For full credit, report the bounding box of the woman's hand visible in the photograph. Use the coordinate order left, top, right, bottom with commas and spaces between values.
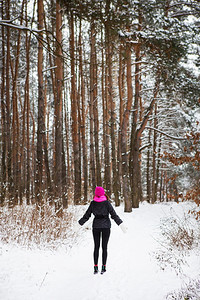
119, 222, 127, 233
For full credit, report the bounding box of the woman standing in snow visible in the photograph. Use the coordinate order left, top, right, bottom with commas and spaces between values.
78, 186, 125, 274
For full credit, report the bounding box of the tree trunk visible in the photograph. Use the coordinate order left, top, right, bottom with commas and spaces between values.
79, 20, 88, 203
94, 76, 102, 186
100, 26, 111, 195
146, 126, 152, 203
5, 0, 13, 206
152, 104, 157, 203
25, 1, 30, 205
92, 32, 101, 187
117, 46, 125, 200
89, 20, 97, 194
64, 97, 70, 188
54, 0, 64, 212
30, 108, 36, 202
70, 12, 81, 204
156, 134, 162, 202
12, 1, 25, 205
129, 33, 141, 208
130, 131, 140, 208
121, 41, 133, 212
104, 47, 111, 197
107, 31, 120, 206
0, 0, 6, 206
62, 136, 68, 208
42, 78, 52, 202
20, 91, 26, 204
36, 0, 45, 209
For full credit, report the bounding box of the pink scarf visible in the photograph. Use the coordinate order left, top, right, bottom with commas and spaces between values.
94, 195, 107, 202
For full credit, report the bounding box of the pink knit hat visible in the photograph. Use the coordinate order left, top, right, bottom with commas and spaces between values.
94, 186, 107, 202
95, 186, 105, 197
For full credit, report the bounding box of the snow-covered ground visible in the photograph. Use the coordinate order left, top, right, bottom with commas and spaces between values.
0, 202, 199, 300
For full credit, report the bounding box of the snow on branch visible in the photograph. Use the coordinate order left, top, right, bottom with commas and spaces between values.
145, 126, 187, 140
0, 20, 67, 62
132, 60, 148, 65
139, 143, 152, 152
171, 10, 200, 18
0, 20, 44, 33
168, 1, 199, 9
0, 17, 20, 23
42, 66, 57, 73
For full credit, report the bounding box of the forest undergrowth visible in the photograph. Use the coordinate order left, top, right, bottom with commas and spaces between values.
0, 201, 79, 250
153, 203, 200, 300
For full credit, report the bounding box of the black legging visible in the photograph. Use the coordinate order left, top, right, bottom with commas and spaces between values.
92, 228, 111, 266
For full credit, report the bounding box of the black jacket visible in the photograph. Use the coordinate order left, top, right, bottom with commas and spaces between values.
78, 200, 123, 228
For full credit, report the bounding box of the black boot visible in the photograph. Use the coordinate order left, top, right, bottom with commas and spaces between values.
101, 265, 106, 274
94, 265, 98, 274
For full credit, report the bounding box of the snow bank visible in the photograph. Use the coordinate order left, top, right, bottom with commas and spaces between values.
0, 202, 199, 300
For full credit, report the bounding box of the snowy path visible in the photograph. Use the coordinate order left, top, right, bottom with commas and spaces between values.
0, 202, 199, 300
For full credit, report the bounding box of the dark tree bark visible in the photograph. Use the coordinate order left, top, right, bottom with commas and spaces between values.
5, 0, 13, 206
0, 1, 6, 206
104, 47, 111, 198
93, 48, 102, 187
70, 11, 81, 204
12, 0, 25, 205
25, 0, 31, 205
89, 19, 97, 194
129, 20, 141, 208
0, 0, 6, 206
78, 20, 88, 203
117, 45, 125, 199
54, 0, 64, 212
146, 125, 152, 203
105, 8, 120, 205
152, 104, 157, 203
36, 0, 45, 208
156, 134, 162, 202
121, 40, 133, 212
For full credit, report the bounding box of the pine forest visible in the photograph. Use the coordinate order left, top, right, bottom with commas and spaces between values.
0, 0, 199, 213
1, 1, 200, 298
